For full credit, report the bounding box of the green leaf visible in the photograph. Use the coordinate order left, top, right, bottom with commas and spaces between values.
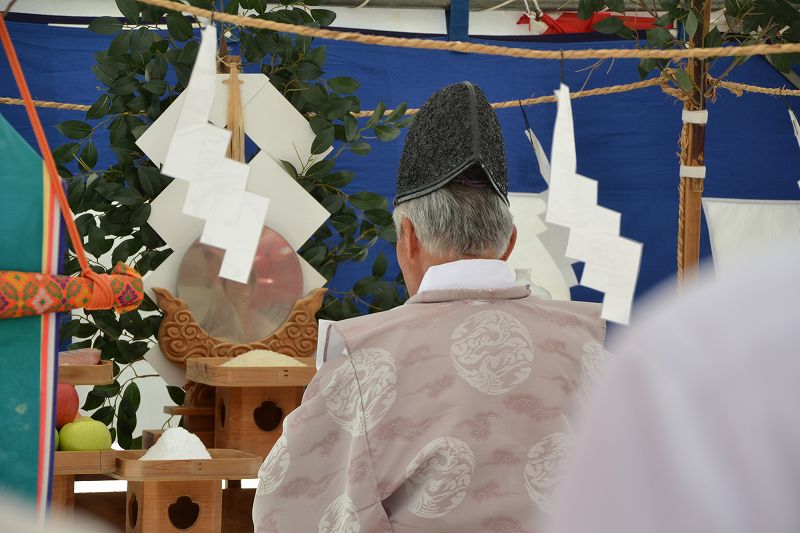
90, 310, 123, 338
57, 120, 93, 140
79, 141, 99, 170
166, 12, 194, 41
637, 58, 658, 79
130, 27, 154, 63
112, 75, 138, 96
115, 0, 140, 24
592, 16, 626, 34
364, 209, 393, 226
303, 85, 329, 108
353, 276, 382, 297
112, 240, 131, 265
769, 53, 793, 73
87, 223, 114, 257
674, 68, 693, 93
685, 11, 699, 39
54, 142, 81, 164
373, 124, 400, 142
139, 224, 165, 248
92, 406, 115, 425
350, 191, 387, 211
167, 385, 185, 406
86, 94, 113, 120
145, 55, 168, 81
117, 340, 149, 363
93, 381, 122, 399
310, 8, 336, 26
130, 203, 151, 227
298, 61, 323, 81
705, 26, 723, 48
303, 245, 327, 267
142, 80, 167, 95
349, 141, 371, 155
605, 0, 625, 13
366, 102, 385, 127
311, 127, 335, 155
82, 391, 105, 411
646, 27, 674, 48
371, 252, 387, 277
325, 170, 354, 187
325, 98, 352, 120
117, 382, 140, 449
338, 116, 356, 143
305, 45, 327, 68
386, 103, 408, 122
89, 16, 123, 35
108, 31, 133, 57
321, 194, 345, 214
328, 76, 360, 94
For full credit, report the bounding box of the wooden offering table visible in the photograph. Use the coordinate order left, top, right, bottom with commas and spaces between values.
52, 450, 117, 515
113, 449, 261, 533
185, 357, 316, 458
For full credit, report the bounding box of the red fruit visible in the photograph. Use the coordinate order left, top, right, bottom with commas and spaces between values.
55, 384, 79, 429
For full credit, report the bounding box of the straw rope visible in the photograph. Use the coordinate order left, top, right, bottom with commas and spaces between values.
0, 96, 90, 111
353, 76, 666, 117
5, 73, 799, 118
136, 0, 800, 61
713, 78, 800, 97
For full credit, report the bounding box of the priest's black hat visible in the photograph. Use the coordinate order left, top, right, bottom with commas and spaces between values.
394, 81, 509, 206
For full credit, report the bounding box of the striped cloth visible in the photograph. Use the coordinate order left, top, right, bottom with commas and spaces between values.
0, 113, 60, 512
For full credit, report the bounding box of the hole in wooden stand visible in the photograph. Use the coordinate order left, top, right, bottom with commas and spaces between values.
253, 401, 283, 432
219, 398, 226, 428
168, 496, 200, 530
128, 493, 138, 529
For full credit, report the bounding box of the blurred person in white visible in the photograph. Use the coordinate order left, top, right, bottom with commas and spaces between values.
0, 491, 113, 533
548, 239, 800, 533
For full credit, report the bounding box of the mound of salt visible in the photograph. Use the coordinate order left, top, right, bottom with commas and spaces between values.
140, 427, 211, 461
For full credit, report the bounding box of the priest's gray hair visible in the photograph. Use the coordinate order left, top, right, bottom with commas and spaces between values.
393, 181, 514, 258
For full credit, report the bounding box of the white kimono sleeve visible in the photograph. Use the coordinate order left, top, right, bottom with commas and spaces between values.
252, 354, 391, 533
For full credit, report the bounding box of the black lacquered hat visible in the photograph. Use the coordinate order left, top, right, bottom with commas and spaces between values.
394, 81, 509, 206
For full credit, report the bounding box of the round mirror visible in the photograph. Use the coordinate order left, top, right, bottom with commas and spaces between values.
177, 226, 303, 343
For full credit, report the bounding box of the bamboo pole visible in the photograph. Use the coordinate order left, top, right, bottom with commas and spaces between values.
677, 0, 712, 286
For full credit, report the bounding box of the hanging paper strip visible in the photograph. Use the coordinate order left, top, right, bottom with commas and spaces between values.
0, 113, 60, 509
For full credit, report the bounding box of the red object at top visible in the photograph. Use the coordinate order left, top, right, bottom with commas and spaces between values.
518, 11, 657, 34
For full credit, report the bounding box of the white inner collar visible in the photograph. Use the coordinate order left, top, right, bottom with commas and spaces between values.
417, 259, 516, 293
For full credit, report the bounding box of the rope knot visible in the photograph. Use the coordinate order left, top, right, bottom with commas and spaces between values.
83, 270, 114, 311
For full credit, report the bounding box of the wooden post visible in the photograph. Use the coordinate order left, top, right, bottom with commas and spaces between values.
677, 0, 712, 285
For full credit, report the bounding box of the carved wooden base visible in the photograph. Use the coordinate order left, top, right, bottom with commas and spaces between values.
126, 480, 222, 533
215, 386, 304, 458
154, 287, 327, 363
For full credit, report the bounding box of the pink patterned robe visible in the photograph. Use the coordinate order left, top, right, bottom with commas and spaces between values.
253, 286, 606, 532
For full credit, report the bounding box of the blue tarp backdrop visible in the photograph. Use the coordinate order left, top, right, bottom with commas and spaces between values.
2, 21, 799, 322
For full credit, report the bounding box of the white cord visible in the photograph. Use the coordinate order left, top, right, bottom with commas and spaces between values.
355, 0, 370, 7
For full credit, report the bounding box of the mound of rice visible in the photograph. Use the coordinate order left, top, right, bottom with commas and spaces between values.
221, 350, 306, 368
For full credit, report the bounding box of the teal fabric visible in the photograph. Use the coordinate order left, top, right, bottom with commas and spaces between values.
0, 113, 45, 502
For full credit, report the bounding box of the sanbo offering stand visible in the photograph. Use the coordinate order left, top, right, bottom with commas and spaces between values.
113, 449, 261, 533
185, 357, 316, 458
52, 361, 117, 515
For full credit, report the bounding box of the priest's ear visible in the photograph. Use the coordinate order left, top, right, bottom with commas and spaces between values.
500, 225, 518, 261
398, 217, 422, 260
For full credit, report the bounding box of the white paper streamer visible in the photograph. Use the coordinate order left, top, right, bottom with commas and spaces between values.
545, 84, 643, 325
153, 25, 268, 283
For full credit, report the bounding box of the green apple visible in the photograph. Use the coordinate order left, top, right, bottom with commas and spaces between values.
58, 416, 112, 451
54, 428, 59, 451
